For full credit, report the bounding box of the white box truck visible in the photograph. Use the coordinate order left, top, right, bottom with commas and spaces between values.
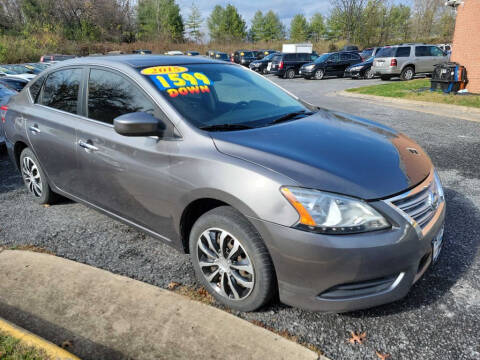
282, 43, 313, 54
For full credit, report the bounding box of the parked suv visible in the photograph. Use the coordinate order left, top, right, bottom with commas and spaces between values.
3, 55, 445, 313
372, 44, 450, 81
232, 50, 256, 67
269, 52, 318, 79
300, 52, 362, 80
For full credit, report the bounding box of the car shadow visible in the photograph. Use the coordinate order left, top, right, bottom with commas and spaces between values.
345, 187, 479, 317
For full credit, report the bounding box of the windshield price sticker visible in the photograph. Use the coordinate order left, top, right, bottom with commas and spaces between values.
149, 71, 213, 98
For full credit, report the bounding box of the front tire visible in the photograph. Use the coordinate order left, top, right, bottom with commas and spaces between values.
189, 206, 275, 312
314, 69, 324, 80
364, 68, 375, 79
20, 148, 56, 205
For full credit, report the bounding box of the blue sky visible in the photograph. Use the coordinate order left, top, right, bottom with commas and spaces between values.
176, 0, 413, 31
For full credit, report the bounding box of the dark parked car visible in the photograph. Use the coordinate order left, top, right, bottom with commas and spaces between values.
344, 56, 376, 79
232, 50, 257, 67
269, 52, 319, 79
0, 83, 17, 146
40, 54, 76, 62
342, 45, 359, 52
213, 51, 230, 62
3, 55, 445, 313
359, 47, 383, 61
255, 50, 277, 59
300, 52, 362, 80
249, 53, 277, 74
0, 77, 29, 92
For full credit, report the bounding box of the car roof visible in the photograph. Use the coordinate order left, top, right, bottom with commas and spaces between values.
55, 55, 227, 69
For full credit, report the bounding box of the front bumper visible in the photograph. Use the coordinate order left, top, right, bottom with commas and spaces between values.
300, 69, 315, 77
345, 69, 363, 78
249, 186, 446, 313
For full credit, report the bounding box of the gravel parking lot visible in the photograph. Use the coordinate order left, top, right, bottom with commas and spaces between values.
1, 76, 479, 360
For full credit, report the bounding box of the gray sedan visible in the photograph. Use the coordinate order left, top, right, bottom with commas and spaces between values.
2, 55, 445, 312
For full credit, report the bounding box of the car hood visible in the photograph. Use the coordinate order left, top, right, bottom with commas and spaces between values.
211, 110, 432, 200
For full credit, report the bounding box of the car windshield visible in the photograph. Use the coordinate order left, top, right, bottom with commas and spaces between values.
314, 54, 331, 64
376, 47, 396, 58
263, 53, 276, 61
141, 64, 311, 130
241, 51, 254, 57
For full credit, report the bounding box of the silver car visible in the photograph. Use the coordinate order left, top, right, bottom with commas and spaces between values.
372, 44, 450, 81
3, 55, 446, 313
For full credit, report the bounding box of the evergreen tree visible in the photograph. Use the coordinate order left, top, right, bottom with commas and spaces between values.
262, 11, 285, 41
208, 4, 246, 42
309, 13, 326, 42
137, 0, 184, 42
289, 14, 309, 42
250, 10, 264, 42
185, 2, 203, 43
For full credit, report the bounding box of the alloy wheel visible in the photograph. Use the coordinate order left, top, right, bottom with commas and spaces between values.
21, 156, 43, 197
315, 69, 324, 80
366, 69, 374, 79
404, 68, 414, 80
196, 228, 255, 301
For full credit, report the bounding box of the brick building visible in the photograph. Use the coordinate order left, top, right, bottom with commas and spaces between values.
450, 0, 480, 93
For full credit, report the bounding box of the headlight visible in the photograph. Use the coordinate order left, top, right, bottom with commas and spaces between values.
255, 63, 261, 67
281, 187, 390, 234
305, 64, 315, 71
350, 66, 363, 71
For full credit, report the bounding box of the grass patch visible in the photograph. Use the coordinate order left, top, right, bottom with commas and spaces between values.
0, 331, 50, 360
347, 79, 480, 108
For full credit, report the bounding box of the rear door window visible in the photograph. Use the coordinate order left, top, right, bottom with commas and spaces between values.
340, 53, 350, 61
284, 54, 296, 61
396, 47, 411, 57
329, 53, 340, 62
39, 68, 82, 114
415, 46, 429, 57
87, 68, 155, 125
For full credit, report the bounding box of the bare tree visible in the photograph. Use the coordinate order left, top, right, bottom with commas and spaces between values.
331, 0, 367, 43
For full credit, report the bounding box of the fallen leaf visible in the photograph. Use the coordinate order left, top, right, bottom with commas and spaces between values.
43, 204, 50, 208
376, 351, 391, 360
348, 331, 366, 345
61, 340, 73, 349
167, 281, 181, 290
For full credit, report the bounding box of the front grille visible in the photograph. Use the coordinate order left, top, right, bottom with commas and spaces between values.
391, 185, 437, 229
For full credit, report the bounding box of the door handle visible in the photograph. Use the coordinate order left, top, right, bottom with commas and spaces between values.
29, 125, 41, 134
78, 140, 99, 152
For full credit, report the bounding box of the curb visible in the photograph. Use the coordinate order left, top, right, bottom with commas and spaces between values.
0, 317, 80, 360
336, 90, 480, 123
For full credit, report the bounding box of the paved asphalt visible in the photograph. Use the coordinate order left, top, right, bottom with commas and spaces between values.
1, 75, 479, 360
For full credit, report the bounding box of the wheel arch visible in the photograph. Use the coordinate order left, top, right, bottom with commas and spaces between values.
178, 190, 261, 254
13, 140, 29, 170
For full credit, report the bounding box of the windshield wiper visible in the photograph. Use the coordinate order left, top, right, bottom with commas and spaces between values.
199, 123, 253, 132
268, 110, 315, 126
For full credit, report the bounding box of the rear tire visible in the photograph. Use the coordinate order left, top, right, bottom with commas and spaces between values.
189, 206, 275, 312
285, 69, 295, 79
400, 66, 415, 81
20, 148, 56, 205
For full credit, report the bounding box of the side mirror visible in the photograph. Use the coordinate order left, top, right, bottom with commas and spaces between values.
114, 112, 165, 137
